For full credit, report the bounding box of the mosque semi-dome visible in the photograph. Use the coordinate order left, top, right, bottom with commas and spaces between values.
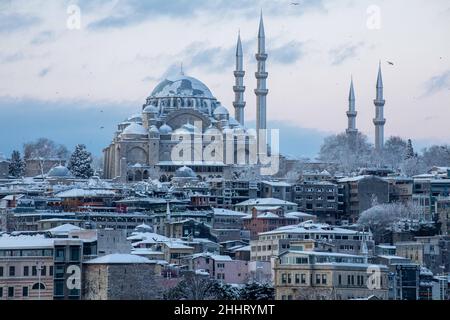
121, 122, 148, 136
159, 123, 173, 135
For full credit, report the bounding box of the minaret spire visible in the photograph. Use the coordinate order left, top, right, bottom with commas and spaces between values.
346, 76, 358, 138
233, 31, 246, 126
255, 11, 268, 156
373, 62, 386, 151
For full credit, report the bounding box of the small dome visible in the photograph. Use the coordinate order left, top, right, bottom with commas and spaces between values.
149, 125, 159, 134
126, 114, 142, 123
213, 105, 229, 116
175, 166, 196, 178
121, 123, 148, 136
143, 105, 158, 114
47, 165, 73, 178
204, 125, 220, 135
159, 123, 173, 135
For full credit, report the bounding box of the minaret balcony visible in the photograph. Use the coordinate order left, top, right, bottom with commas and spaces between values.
254, 88, 269, 95
233, 102, 246, 108
233, 85, 246, 92
346, 111, 357, 117
373, 99, 385, 106
234, 71, 245, 77
255, 72, 268, 79
373, 119, 386, 125
255, 53, 268, 60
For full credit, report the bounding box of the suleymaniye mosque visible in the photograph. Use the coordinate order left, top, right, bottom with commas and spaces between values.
103, 14, 273, 182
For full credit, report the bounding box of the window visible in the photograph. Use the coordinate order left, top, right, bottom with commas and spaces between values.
8, 287, 14, 297
55, 248, 65, 262
23, 266, 29, 276
301, 274, 306, 284
54, 280, 64, 297
32, 266, 37, 276
295, 274, 300, 284
287, 273, 292, 284
0, 287, 3, 297
32, 283, 45, 290
55, 265, 65, 279
49, 266, 53, 276
316, 274, 321, 285
322, 274, 327, 285
41, 266, 46, 276
70, 246, 80, 262
338, 274, 342, 285
9, 266, 15, 277
0, 266, 3, 277
281, 273, 287, 284
22, 287, 28, 297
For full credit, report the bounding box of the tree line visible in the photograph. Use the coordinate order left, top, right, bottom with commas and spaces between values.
7, 138, 95, 179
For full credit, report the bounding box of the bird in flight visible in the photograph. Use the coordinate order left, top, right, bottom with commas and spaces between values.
387, 61, 394, 66
291, 2, 301, 5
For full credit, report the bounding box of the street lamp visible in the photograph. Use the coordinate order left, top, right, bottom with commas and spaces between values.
36, 262, 43, 300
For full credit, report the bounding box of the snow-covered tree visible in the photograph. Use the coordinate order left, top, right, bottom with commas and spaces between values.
68, 144, 94, 179
163, 274, 238, 300
380, 136, 407, 170
318, 132, 373, 174
239, 282, 275, 300
8, 150, 26, 178
358, 202, 425, 242
401, 155, 427, 177
23, 138, 69, 160
421, 145, 450, 169
405, 139, 415, 160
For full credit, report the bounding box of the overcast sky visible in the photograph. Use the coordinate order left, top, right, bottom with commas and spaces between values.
0, 0, 449, 158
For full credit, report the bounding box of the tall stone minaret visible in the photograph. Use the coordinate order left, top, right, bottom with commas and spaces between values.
255, 12, 268, 154
346, 77, 358, 138
233, 32, 246, 126
373, 62, 386, 151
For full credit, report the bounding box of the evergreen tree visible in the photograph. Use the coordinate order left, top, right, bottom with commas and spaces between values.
405, 139, 415, 160
8, 150, 26, 178
239, 282, 275, 300
68, 144, 94, 178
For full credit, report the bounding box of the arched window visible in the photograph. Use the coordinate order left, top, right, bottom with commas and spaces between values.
32, 283, 46, 290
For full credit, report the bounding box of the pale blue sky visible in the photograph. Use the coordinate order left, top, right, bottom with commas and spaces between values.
0, 0, 449, 158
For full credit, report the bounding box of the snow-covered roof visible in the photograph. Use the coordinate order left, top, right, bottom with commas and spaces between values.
135, 223, 152, 230
192, 252, 233, 261
55, 188, 116, 198
0, 235, 54, 249
164, 242, 194, 250
48, 224, 84, 234
213, 208, 248, 217
259, 221, 360, 236
262, 181, 292, 187
285, 212, 316, 218
235, 198, 296, 207
85, 254, 154, 264
337, 175, 374, 183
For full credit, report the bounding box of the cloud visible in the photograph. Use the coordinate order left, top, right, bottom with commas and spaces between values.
423, 70, 450, 96
329, 41, 365, 66
270, 41, 305, 65
87, 0, 328, 30
30, 31, 54, 45
0, 13, 40, 33
0, 52, 25, 64
38, 67, 51, 77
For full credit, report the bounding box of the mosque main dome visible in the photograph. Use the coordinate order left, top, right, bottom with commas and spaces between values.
150, 74, 215, 99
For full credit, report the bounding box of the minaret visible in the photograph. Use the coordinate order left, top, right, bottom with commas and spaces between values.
255, 12, 268, 155
373, 62, 386, 151
346, 77, 358, 138
233, 32, 246, 126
